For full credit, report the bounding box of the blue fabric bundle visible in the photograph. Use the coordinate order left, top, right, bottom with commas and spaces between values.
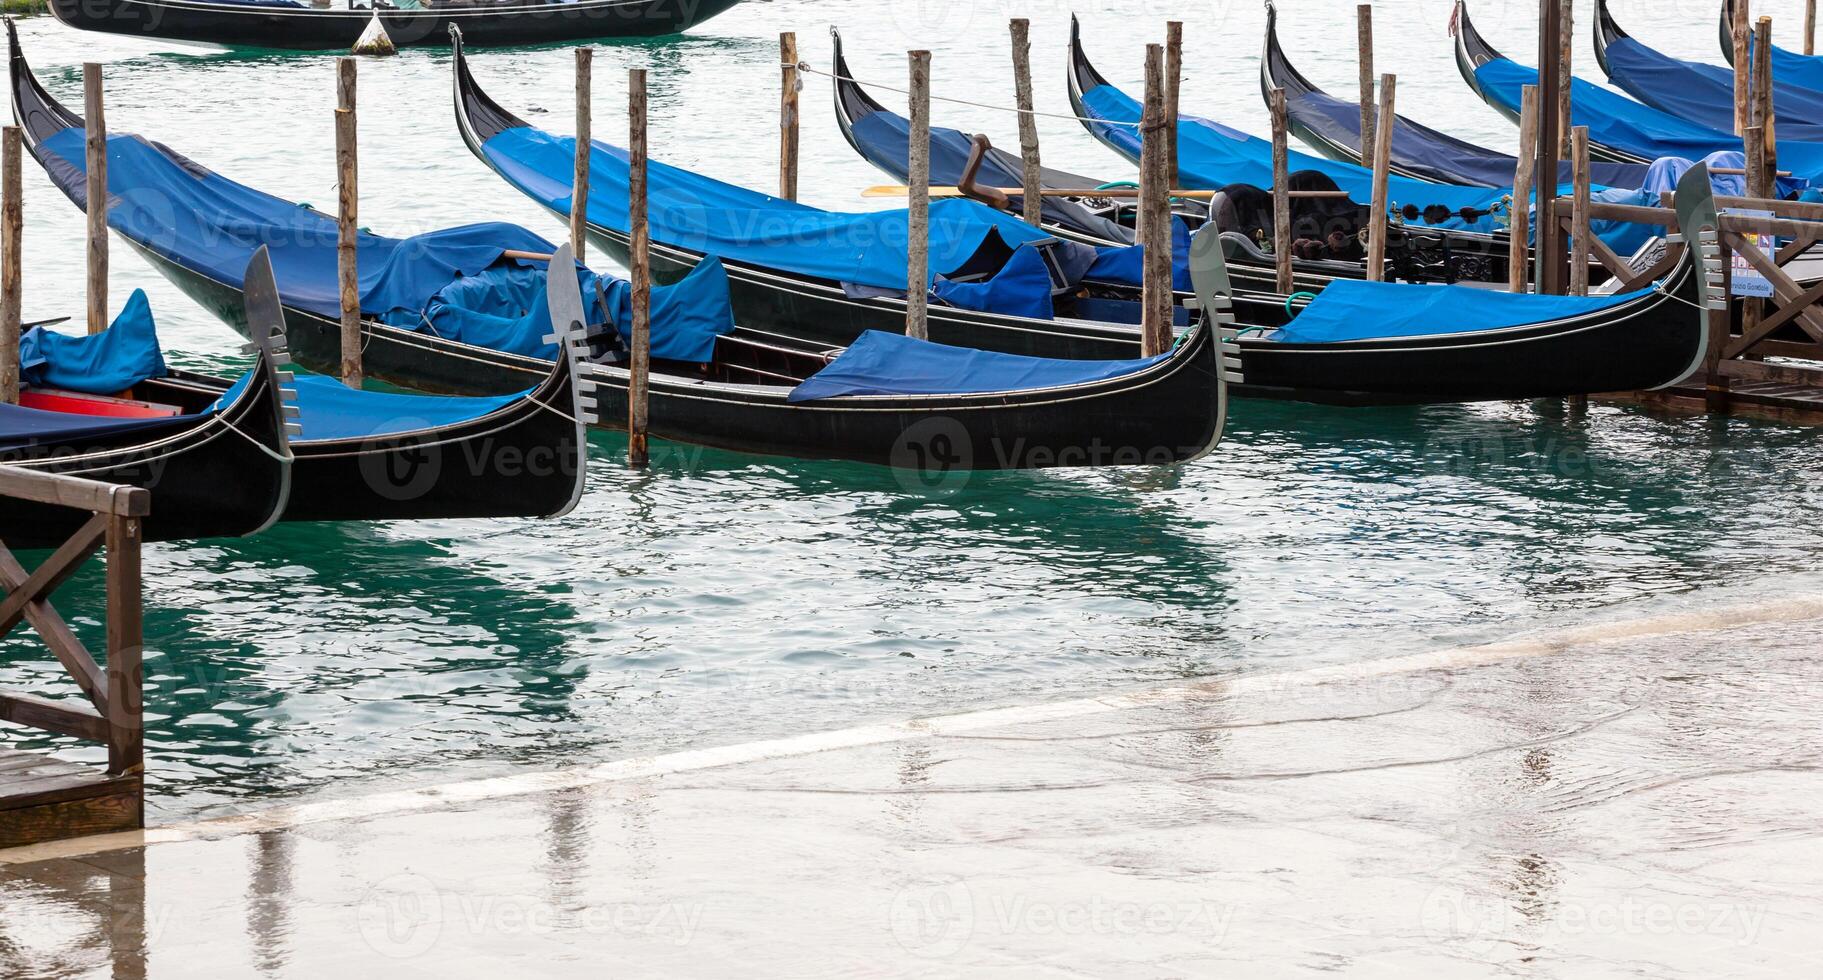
1271, 278, 1657, 345
1603, 37, 1823, 144
398, 261, 604, 360
477, 125, 1055, 293
599, 256, 738, 362
19, 289, 167, 394
788, 329, 1170, 402
931, 243, 1057, 321
1085, 217, 1191, 292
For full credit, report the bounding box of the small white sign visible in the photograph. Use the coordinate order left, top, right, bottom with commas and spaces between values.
1726, 209, 1775, 298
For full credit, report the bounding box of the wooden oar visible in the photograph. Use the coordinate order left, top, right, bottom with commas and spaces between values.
860, 185, 1350, 201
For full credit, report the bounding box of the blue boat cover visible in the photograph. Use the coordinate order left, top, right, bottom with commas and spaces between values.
1085, 218, 1192, 292
1281, 70, 1649, 188
18, 289, 167, 394
478, 126, 1056, 293
598, 256, 738, 362
287, 375, 523, 442
38, 128, 580, 350
0, 402, 198, 453
788, 329, 1171, 402
1757, 41, 1823, 93
1075, 82, 1530, 234
1472, 57, 1823, 185
931, 243, 1057, 320
1272, 277, 1659, 344
1603, 37, 1823, 144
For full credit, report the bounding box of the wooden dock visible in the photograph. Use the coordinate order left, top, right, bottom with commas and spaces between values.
0, 749, 140, 848
0, 466, 147, 850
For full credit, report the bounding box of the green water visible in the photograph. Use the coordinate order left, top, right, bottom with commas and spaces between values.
1, 2, 1820, 819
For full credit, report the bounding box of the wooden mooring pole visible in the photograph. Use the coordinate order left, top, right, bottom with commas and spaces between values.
1010, 19, 1042, 226
1139, 43, 1171, 356
1, 127, 19, 406
1557, 0, 1573, 157
1734, 0, 1750, 134
573, 47, 593, 260
1164, 21, 1181, 189
1809, 0, 1818, 56
1755, 17, 1778, 184
907, 50, 931, 340
335, 58, 361, 388
1569, 125, 1591, 297
779, 33, 799, 201
83, 65, 106, 336
1510, 85, 1539, 293
1535, 0, 1566, 295
628, 67, 651, 470
1366, 73, 1396, 282
1269, 86, 1293, 295
1357, 4, 1375, 168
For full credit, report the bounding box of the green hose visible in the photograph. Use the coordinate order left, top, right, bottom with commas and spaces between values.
1284, 291, 1318, 318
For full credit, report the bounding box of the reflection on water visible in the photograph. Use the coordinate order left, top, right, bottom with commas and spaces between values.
1, 5, 1821, 816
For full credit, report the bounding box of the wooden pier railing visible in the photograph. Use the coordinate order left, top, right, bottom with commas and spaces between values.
1556, 190, 1823, 419
0, 465, 146, 848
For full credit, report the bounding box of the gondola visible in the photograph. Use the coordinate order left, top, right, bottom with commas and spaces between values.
22, 281, 591, 525
1719, 0, 1823, 92
0, 261, 293, 550
1262, 2, 1648, 189
557, 243, 1228, 470
459, 27, 1712, 406
1453, 0, 1823, 183
831, 29, 1490, 294
1595, 0, 1823, 141
46, 0, 741, 50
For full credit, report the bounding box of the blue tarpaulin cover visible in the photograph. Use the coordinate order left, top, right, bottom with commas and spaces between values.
19, 289, 167, 394
1086, 218, 1192, 292
1603, 37, 1823, 144
931, 243, 1057, 321
478, 125, 1056, 293
1280, 68, 1648, 188
38, 128, 566, 328
0, 403, 197, 453
286, 376, 523, 441
1074, 82, 1532, 234
1472, 57, 1823, 185
1272, 277, 1658, 344
788, 329, 1171, 402
599, 256, 738, 362
1756, 41, 1823, 93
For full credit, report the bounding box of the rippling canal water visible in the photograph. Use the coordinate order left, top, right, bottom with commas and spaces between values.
1, 1, 1820, 818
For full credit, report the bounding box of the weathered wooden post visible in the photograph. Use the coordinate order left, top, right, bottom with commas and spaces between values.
1510, 85, 1539, 293
1569, 125, 1591, 297
1557, 0, 1574, 157
335, 58, 361, 388
1, 127, 19, 406
573, 47, 592, 261
779, 33, 799, 201
1010, 18, 1043, 226
1366, 73, 1396, 282
1734, 0, 1750, 134
1164, 21, 1182, 189
1269, 87, 1294, 294
104, 504, 142, 781
1139, 43, 1171, 356
906, 50, 932, 340
1536, 0, 1566, 295
1358, 4, 1375, 168
628, 67, 651, 470
1755, 17, 1777, 191
84, 65, 107, 336
1809, 0, 1818, 56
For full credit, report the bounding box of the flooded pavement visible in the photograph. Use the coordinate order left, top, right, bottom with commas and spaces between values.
3, 601, 1822, 978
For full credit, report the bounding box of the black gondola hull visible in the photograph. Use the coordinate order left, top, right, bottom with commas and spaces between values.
0, 362, 290, 549
48, 0, 742, 49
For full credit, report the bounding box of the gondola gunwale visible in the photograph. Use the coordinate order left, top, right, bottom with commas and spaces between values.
46, 0, 744, 50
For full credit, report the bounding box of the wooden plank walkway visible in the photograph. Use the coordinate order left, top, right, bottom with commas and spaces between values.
1606, 379, 1823, 423
0, 747, 141, 849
